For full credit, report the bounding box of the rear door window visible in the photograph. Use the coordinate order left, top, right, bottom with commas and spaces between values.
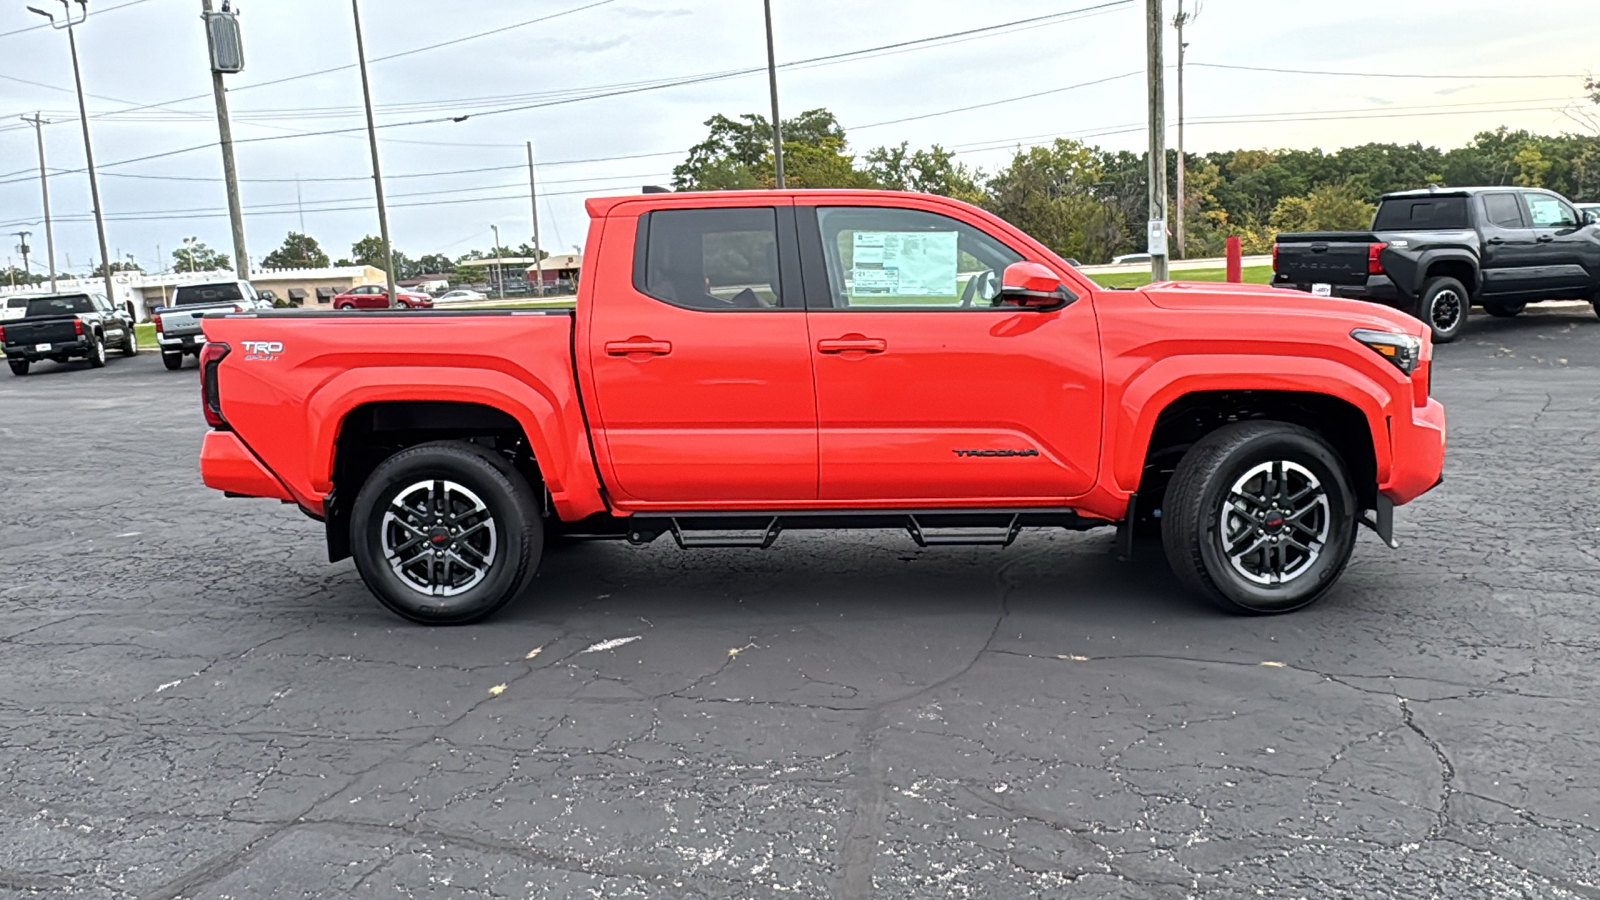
1482, 193, 1526, 228
638, 207, 790, 310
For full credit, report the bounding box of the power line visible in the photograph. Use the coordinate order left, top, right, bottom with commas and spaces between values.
0, 0, 158, 40
1189, 62, 1581, 80
850, 71, 1142, 131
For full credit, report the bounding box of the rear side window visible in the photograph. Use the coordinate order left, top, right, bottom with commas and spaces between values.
639, 208, 785, 310
1372, 197, 1470, 230
1482, 193, 1525, 228
174, 283, 244, 306
25, 295, 93, 316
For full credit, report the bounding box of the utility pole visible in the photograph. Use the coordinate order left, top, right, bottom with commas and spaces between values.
21, 113, 58, 292
201, 0, 249, 275
350, 0, 397, 306
30, 1, 116, 302
527, 142, 544, 296
1145, 0, 1169, 282
1172, 0, 1197, 260
490, 224, 504, 300
13, 232, 32, 282
762, 0, 785, 189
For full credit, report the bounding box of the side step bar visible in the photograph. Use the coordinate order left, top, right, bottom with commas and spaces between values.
622, 509, 1103, 550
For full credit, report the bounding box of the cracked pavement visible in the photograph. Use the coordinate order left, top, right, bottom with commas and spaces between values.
2, 304, 1599, 898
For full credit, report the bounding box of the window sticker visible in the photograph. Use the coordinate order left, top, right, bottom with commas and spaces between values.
850, 231, 959, 297
1526, 196, 1567, 227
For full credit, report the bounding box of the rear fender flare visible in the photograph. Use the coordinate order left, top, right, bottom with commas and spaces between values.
1412, 249, 1479, 295
1112, 354, 1397, 493
305, 367, 577, 498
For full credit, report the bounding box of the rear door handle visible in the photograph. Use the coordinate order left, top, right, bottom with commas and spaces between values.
1487, 237, 1505, 244
817, 337, 887, 354
605, 339, 672, 356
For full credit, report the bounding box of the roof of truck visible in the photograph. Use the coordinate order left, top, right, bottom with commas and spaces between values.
1380, 186, 1564, 200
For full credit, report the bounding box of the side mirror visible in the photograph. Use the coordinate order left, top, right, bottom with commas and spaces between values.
996, 261, 1077, 311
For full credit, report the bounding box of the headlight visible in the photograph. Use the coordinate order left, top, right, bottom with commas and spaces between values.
1351, 328, 1422, 375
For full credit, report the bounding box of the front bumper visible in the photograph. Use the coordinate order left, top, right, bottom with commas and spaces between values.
4, 336, 89, 361
1381, 397, 1446, 507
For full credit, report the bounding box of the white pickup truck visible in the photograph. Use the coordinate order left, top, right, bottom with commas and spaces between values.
153, 281, 269, 370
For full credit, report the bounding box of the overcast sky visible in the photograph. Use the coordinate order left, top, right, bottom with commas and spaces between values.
0, 0, 1595, 276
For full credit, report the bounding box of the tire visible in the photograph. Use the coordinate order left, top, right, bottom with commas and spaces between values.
162, 352, 184, 371
1161, 421, 1358, 615
120, 326, 138, 356
87, 334, 107, 368
350, 441, 542, 625
335, 302, 353, 311
7, 358, 27, 376
1413, 277, 1469, 343
1481, 301, 1525, 318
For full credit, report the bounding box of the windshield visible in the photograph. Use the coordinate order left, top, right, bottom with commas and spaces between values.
25, 295, 94, 317
174, 284, 244, 306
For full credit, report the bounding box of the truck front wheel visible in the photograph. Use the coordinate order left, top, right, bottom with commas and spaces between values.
1161, 422, 1358, 615
1414, 277, 1469, 343
350, 440, 543, 625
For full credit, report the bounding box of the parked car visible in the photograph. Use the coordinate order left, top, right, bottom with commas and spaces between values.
434, 289, 487, 303
1111, 253, 1152, 265
331, 285, 433, 310
3, 296, 28, 321
2, 291, 137, 375
1274, 187, 1600, 342
154, 280, 269, 371
1577, 202, 1600, 224
199, 189, 1445, 625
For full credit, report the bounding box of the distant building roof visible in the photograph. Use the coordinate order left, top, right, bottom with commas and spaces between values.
528, 253, 582, 271
456, 257, 543, 268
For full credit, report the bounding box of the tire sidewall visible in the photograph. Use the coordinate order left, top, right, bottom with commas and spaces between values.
350, 445, 539, 625
122, 328, 138, 356
1418, 277, 1468, 343
1193, 430, 1357, 614
162, 352, 183, 370
89, 335, 107, 367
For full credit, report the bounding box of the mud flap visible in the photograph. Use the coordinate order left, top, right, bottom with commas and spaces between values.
1359, 494, 1398, 549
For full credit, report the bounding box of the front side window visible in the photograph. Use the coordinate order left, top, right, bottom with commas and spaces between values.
1524, 193, 1579, 228
811, 207, 1024, 310
1482, 193, 1525, 229
641, 207, 784, 310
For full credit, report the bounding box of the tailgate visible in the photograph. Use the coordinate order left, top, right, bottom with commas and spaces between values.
157, 308, 206, 335
5, 319, 79, 346
1274, 240, 1372, 286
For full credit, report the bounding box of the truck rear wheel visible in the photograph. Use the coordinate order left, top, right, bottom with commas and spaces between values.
1414, 277, 1468, 343
8, 358, 27, 376
162, 352, 184, 371
350, 440, 542, 625
1161, 421, 1358, 615
1481, 301, 1525, 318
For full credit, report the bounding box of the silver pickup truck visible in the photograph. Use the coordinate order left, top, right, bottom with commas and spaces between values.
153, 281, 268, 370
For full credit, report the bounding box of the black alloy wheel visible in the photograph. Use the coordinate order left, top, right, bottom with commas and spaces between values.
1415, 277, 1468, 343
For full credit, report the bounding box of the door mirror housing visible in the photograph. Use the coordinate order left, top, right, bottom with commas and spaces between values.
996, 261, 1077, 311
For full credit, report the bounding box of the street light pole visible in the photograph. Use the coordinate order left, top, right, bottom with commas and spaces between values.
1145, 0, 1169, 282
762, 0, 785, 189
490, 224, 503, 300
1172, 0, 1195, 261
30, 1, 116, 301
20, 113, 57, 292
350, 0, 396, 306
201, 0, 249, 275
527, 142, 544, 297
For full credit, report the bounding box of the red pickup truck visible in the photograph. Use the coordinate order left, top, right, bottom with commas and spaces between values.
198, 190, 1445, 625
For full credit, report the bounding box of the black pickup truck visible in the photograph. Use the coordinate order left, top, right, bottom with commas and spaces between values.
1273, 187, 1600, 342
1, 292, 138, 376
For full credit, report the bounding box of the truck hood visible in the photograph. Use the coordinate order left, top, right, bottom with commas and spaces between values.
1140, 281, 1424, 337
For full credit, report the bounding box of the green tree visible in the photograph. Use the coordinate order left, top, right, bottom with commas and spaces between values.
261, 232, 330, 269
172, 241, 230, 272
673, 108, 866, 190
415, 253, 456, 274
864, 143, 984, 204
90, 260, 143, 278
982, 139, 1124, 264
1, 266, 47, 286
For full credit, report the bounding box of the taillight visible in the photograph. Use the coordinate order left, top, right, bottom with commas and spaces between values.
1271, 242, 1279, 272
1368, 242, 1387, 276
154, 313, 165, 333
73, 319, 83, 336
200, 342, 231, 428
0, 325, 6, 342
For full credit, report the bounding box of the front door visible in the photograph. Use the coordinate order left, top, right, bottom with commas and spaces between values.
799, 203, 1103, 504
586, 201, 818, 506
1522, 192, 1596, 298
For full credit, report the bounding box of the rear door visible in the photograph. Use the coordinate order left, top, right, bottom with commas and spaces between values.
584, 199, 819, 505
798, 200, 1102, 503
1479, 191, 1541, 297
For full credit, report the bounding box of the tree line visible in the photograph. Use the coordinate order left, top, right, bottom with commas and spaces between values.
671, 108, 1600, 263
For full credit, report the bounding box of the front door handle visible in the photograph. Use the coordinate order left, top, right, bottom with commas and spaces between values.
1487, 237, 1505, 245
605, 339, 672, 356
1537, 234, 1555, 243
817, 336, 887, 354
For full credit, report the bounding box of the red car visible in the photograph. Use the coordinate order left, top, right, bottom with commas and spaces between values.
199, 190, 1445, 625
330, 285, 433, 310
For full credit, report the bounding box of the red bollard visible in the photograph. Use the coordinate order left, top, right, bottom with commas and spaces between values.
1225, 235, 1243, 283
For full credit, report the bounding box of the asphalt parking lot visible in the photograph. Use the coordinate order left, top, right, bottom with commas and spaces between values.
3, 305, 1599, 899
